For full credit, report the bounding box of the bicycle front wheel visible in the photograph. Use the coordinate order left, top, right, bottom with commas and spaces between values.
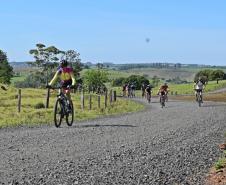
54, 99, 63, 128
66, 101, 74, 126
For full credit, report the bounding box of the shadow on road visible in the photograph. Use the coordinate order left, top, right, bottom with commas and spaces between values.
75, 124, 137, 128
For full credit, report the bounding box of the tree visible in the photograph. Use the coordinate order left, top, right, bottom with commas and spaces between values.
96, 63, 104, 69
123, 75, 149, 89
112, 77, 126, 86
0, 50, 13, 84
29, 43, 64, 69
210, 70, 225, 82
83, 69, 108, 92
29, 43, 64, 84
194, 69, 225, 83
63, 50, 82, 76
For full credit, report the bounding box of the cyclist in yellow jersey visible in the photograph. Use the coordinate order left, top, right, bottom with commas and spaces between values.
47, 60, 76, 104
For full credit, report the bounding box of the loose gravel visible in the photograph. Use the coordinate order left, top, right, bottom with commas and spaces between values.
0, 98, 226, 185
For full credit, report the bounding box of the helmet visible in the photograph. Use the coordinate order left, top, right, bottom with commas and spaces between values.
60, 59, 68, 67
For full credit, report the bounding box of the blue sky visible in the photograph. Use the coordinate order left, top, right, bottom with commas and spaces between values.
0, 0, 226, 65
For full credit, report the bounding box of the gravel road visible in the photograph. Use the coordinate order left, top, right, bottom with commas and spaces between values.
0, 97, 226, 185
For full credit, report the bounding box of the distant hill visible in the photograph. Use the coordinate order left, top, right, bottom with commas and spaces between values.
10, 62, 29, 68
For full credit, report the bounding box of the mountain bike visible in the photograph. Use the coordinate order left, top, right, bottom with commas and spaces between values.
48, 86, 74, 127
196, 90, 203, 107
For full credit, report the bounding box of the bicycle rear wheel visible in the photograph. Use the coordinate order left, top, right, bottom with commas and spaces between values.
66, 101, 74, 126
54, 99, 63, 127
160, 96, 165, 108
198, 94, 202, 107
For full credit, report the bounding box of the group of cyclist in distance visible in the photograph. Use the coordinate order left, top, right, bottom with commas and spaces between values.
46, 59, 206, 109
123, 77, 206, 106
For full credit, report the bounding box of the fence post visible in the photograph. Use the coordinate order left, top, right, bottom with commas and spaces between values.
109, 90, 113, 105
113, 91, 117, 101
46, 88, 50, 108
98, 95, 101, 109
81, 89, 85, 110
89, 94, 92, 110
18, 89, 21, 113
105, 90, 108, 108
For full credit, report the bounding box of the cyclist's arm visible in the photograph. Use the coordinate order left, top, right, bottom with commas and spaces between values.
193, 83, 196, 89
49, 71, 59, 86
70, 72, 76, 86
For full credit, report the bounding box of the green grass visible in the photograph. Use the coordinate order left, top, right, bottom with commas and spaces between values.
0, 86, 144, 128
11, 73, 28, 84
166, 80, 226, 95
215, 158, 226, 170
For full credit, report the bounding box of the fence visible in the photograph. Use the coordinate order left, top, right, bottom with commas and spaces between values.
16, 88, 117, 113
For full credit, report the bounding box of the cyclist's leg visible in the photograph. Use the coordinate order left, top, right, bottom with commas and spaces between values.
195, 90, 198, 101
65, 91, 72, 110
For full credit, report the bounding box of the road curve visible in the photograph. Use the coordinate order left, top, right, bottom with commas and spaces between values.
0, 98, 226, 185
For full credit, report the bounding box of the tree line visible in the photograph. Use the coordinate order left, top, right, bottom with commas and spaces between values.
194, 69, 226, 83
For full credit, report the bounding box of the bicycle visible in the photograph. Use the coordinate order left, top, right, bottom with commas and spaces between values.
196, 90, 203, 107
48, 85, 74, 127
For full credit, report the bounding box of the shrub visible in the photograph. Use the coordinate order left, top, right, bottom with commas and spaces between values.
34, 102, 45, 109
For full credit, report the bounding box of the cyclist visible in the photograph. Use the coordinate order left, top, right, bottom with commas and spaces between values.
122, 83, 127, 97
145, 84, 152, 102
194, 77, 205, 102
158, 82, 170, 101
141, 83, 146, 98
47, 60, 76, 110
131, 83, 136, 97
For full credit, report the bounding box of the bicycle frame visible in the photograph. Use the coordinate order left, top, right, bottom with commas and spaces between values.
55, 87, 71, 116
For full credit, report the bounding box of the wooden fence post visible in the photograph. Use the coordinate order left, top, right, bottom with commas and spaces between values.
46, 88, 50, 108
113, 91, 117, 101
105, 90, 108, 108
109, 90, 113, 105
89, 94, 92, 110
98, 95, 101, 109
18, 89, 21, 113
81, 89, 84, 110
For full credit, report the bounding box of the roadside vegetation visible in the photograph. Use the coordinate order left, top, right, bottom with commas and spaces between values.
0, 86, 144, 128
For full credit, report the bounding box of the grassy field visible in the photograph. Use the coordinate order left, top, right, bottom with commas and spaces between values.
11, 75, 27, 84
166, 80, 226, 95
123, 67, 196, 81
0, 86, 144, 128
